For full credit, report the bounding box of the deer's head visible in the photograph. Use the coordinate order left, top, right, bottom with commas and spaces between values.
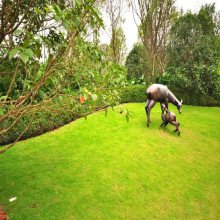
177, 100, 183, 114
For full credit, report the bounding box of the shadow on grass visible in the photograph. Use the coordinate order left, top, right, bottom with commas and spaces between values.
160, 125, 181, 136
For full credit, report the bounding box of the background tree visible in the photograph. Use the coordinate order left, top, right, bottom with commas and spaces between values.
161, 4, 220, 98
130, 0, 176, 82
125, 43, 147, 82
214, 8, 220, 75
105, 0, 126, 64
109, 27, 126, 64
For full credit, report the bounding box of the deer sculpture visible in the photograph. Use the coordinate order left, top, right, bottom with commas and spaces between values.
160, 103, 180, 135
145, 84, 182, 127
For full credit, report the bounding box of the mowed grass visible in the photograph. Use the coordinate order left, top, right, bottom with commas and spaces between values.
0, 103, 220, 220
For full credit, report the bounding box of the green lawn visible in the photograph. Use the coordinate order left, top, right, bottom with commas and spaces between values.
0, 103, 220, 220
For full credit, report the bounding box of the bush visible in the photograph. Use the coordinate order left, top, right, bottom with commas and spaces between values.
120, 85, 147, 103
168, 86, 220, 106
0, 97, 107, 146
0, 105, 76, 146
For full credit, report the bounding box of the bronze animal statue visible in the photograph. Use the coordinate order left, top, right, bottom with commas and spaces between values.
160, 103, 180, 135
145, 84, 182, 127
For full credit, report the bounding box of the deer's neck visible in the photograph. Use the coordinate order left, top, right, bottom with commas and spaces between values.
168, 90, 179, 106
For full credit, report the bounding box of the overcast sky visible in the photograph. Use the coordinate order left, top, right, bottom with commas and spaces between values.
100, 0, 220, 53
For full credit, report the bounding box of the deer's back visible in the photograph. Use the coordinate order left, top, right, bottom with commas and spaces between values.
146, 84, 169, 101
169, 112, 176, 122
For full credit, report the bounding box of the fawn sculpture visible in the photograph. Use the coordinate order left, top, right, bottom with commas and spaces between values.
160, 103, 180, 135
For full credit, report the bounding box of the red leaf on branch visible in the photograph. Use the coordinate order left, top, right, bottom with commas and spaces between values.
80, 96, 85, 103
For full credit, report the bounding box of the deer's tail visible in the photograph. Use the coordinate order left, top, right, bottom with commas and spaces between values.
147, 92, 152, 100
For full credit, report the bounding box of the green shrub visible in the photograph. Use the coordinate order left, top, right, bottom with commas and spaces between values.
120, 85, 147, 103
169, 86, 220, 106
0, 106, 76, 146
0, 97, 108, 146
199, 96, 219, 106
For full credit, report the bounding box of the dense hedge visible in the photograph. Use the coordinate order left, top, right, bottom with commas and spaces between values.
0, 106, 77, 146
168, 86, 220, 106
120, 84, 147, 103
0, 100, 105, 146
120, 84, 220, 106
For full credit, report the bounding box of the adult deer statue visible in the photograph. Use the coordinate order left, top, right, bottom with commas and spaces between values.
145, 84, 182, 127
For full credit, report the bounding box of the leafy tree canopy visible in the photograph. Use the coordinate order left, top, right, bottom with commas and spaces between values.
161, 4, 220, 97
125, 43, 147, 83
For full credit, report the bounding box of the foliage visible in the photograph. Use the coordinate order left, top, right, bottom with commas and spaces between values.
0, 0, 127, 144
0, 101, 74, 146
164, 4, 220, 98
0, 36, 127, 145
120, 85, 147, 103
109, 27, 127, 64
125, 43, 147, 82
0, 33, 127, 145
0, 60, 25, 97
0, 94, 109, 146
63, 37, 127, 108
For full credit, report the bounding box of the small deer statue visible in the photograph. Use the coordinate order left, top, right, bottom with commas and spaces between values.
160, 103, 180, 135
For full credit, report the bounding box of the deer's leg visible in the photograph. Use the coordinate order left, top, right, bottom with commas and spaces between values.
173, 123, 178, 132
145, 99, 150, 111
170, 121, 180, 135
146, 100, 156, 127
165, 98, 169, 111
164, 121, 169, 127
160, 102, 163, 112
145, 99, 150, 125
160, 121, 165, 127
160, 114, 165, 127
175, 122, 180, 132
